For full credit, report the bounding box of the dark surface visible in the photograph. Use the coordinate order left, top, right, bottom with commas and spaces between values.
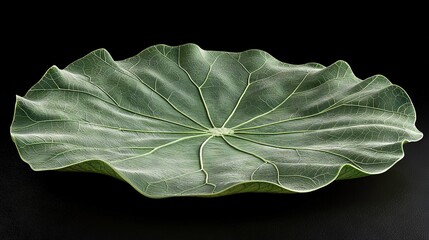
2, 19, 428, 240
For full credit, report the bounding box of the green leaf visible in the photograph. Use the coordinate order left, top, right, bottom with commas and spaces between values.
11, 44, 423, 198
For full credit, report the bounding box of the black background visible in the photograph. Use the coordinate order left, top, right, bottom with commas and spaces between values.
1, 12, 428, 240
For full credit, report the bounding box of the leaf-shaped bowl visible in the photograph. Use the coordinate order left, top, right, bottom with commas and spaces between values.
11, 44, 423, 198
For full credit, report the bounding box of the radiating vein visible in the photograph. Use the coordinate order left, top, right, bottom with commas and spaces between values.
20, 141, 154, 150
231, 71, 311, 129
234, 74, 382, 131
179, 184, 215, 195
230, 134, 363, 169
234, 124, 410, 135
222, 136, 281, 185
27, 88, 205, 131
92, 53, 210, 130
146, 169, 202, 191
221, 57, 268, 127
279, 174, 318, 186
199, 136, 215, 186
342, 104, 411, 117
111, 134, 210, 163
81, 68, 120, 106
13, 118, 204, 134
45, 146, 148, 163
177, 46, 216, 128
200, 54, 222, 87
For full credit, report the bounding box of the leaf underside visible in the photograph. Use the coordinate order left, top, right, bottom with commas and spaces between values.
11, 44, 423, 198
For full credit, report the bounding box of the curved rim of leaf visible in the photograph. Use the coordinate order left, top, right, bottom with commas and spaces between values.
9, 137, 418, 198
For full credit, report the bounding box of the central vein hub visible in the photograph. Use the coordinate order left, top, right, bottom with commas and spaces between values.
208, 127, 234, 136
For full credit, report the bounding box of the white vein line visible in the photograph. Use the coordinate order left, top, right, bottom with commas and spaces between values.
127, 55, 141, 71
82, 68, 120, 107
199, 136, 215, 186
231, 71, 311, 129
64, 65, 207, 131
235, 100, 409, 132
234, 76, 384, 131
249, 70, 286, 85
148, 170, 201, 185
296, 149, 302, 162
342, 104, 411, 117
234, 104, 339, 131
221, 136, 281, 185
92, 53, 210, 130
16, 104, 37, 122
19, 141, 76, 147
177, 46, 216, 127
289, 75, 354, 96
21, 141, 155, 150
230, 53, 251, 73
179, 183, 215, 195
250, 162, 267, 180
111, 134, 210, 163
26, 88, 205, 131
230, 134, 363, 169
44, 147, 95, 162
44, 145, 154, 163
13, 118, 204, 134
279, 174, 318, 186
126, 69, 209, 130
234, 124, 410, 135
221, 57, 268, 127
200, 54, 222, 87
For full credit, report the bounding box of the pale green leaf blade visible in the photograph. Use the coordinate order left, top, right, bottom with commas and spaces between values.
11, 44, 423, 198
